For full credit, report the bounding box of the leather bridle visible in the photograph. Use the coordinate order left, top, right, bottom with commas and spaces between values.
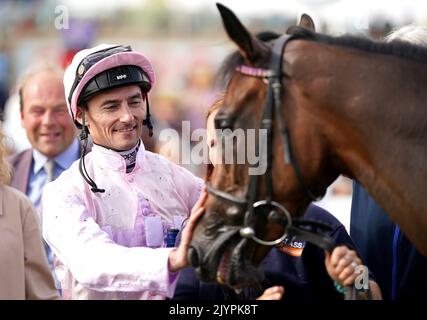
207, 34, 335, 251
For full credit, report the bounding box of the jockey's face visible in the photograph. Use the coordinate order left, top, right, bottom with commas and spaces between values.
78, 85, 145, 151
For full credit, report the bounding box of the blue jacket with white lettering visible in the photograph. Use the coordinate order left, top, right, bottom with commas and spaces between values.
173, 204, 357, 301
350, 181, 427, 300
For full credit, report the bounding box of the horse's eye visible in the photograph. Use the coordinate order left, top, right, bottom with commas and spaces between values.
215, 114, 234, 131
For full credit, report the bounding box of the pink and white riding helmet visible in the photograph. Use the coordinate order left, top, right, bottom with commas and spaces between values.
63, 43, 155, 127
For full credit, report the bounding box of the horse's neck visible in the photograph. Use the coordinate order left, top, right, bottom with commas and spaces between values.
335, 92, 427, 255
289, 41, 427, 255
326, 52, 427, 196
333, 54, 427, 255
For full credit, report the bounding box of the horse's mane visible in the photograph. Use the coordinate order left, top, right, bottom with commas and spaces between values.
218, 28, 427, 87
292, 27, 427, 62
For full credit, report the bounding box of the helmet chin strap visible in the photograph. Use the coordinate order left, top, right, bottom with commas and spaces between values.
78, 111, 105, 193
79, 111, 89, 140
142, 93, 153, 137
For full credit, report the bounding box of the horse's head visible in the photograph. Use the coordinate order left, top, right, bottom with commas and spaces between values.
189, 4, 334, 288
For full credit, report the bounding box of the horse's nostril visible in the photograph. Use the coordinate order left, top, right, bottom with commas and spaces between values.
188, 247, 200, 268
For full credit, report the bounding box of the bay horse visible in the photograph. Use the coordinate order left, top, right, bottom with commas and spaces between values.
189, 3, 427, 288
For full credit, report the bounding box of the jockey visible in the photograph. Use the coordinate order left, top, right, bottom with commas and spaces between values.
41, 44, 206, 299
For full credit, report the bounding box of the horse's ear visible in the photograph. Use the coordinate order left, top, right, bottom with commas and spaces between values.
216, 3, 268, 64
298, 13, 315, 31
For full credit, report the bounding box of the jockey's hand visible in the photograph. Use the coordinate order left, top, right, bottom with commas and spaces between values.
256, 286, 284, 300
168, 188, 207, 272
324, 245, 362, 287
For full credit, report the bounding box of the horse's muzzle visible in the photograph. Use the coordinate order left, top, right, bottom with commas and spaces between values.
189, 227, 264, 287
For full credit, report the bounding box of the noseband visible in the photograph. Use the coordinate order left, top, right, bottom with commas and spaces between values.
207, 35, 334, 251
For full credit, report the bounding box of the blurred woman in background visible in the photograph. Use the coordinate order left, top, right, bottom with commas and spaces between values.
0, 123, 58, 299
